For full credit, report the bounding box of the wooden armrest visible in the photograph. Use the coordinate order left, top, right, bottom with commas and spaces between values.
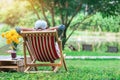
57, 38, 62, 45
58, 38, 61, 42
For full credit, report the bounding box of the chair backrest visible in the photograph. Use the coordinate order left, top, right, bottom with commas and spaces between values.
21, 30, 60, 62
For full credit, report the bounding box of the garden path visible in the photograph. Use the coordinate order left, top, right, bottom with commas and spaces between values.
66, 56, 120, 59
1, 56, 120, 60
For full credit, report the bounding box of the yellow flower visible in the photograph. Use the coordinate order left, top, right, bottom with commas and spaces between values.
14, 39, 19, 44
5, 32, 11, 39
1, 29, 21, 51
12, 36, 18, 43
6, 39, 12, 44
10, 30, 16, 36
1, 29, 21, 45
1, 33, 5, 38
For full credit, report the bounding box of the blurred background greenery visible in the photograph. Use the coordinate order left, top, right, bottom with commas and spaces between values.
0, 0, 120, 55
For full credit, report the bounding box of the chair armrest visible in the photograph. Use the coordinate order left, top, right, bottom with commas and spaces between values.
58, 38, 61, 42
57, 38, 62, 52
57, 38, 62, 46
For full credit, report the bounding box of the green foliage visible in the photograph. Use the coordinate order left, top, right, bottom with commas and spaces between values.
0, 0, 31, 26
17, 12, 38, 27
0, 24, 11, 34
79, 13, 120, 32
82, 0, 120, 16
0, 0, 119, 49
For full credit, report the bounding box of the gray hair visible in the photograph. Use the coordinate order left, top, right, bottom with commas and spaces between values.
34, 20, 47, 30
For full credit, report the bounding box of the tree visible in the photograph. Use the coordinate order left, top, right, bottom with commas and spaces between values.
28, 0, 119, 49
0, 0, 30, 26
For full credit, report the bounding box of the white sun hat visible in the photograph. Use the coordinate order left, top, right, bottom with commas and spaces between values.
34, 20, 47, 30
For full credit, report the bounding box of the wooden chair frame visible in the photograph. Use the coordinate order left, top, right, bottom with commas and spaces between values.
21, 30, 67, 73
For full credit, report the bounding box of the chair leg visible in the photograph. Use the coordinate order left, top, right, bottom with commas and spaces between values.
24, 66, 31, 72
34, 67, 38, 71
53, 66, 60, 72
50, 61, 55, 71
63, 59, 67, 71
24, 59, 37, 72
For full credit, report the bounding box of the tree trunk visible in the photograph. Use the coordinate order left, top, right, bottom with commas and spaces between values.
62, 28, 67, 49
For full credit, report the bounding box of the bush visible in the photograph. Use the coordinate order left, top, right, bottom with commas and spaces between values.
0, 24, 11, 34
0, 0, 31, 27
78, 12, 120, 32
17, 12, 38, 27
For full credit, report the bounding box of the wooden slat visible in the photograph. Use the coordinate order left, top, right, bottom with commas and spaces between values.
27, 63, 62, 67
25, 71, 54, 73
0, 66, 18, 68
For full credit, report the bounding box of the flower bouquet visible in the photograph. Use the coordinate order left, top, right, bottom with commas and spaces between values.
1, 29, 21, 58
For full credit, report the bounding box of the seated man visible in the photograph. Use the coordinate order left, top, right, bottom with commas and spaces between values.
16, 20, 65, 70
15, 20, 65, 38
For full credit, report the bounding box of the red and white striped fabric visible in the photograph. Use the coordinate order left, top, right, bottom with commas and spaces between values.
25, 33, 60, 62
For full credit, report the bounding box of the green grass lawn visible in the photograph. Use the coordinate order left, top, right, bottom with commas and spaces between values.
1, 44, 120, 80
1, 59, 120, 80
64, 51, 120, 56
1, 50, 120, 57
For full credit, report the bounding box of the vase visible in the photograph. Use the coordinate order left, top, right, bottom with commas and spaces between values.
10, 50, 17, 59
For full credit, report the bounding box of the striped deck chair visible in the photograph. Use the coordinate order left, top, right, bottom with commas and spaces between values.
21, 30, 67, 73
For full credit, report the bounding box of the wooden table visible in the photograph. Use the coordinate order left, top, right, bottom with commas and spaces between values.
0, 56, 25, 72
